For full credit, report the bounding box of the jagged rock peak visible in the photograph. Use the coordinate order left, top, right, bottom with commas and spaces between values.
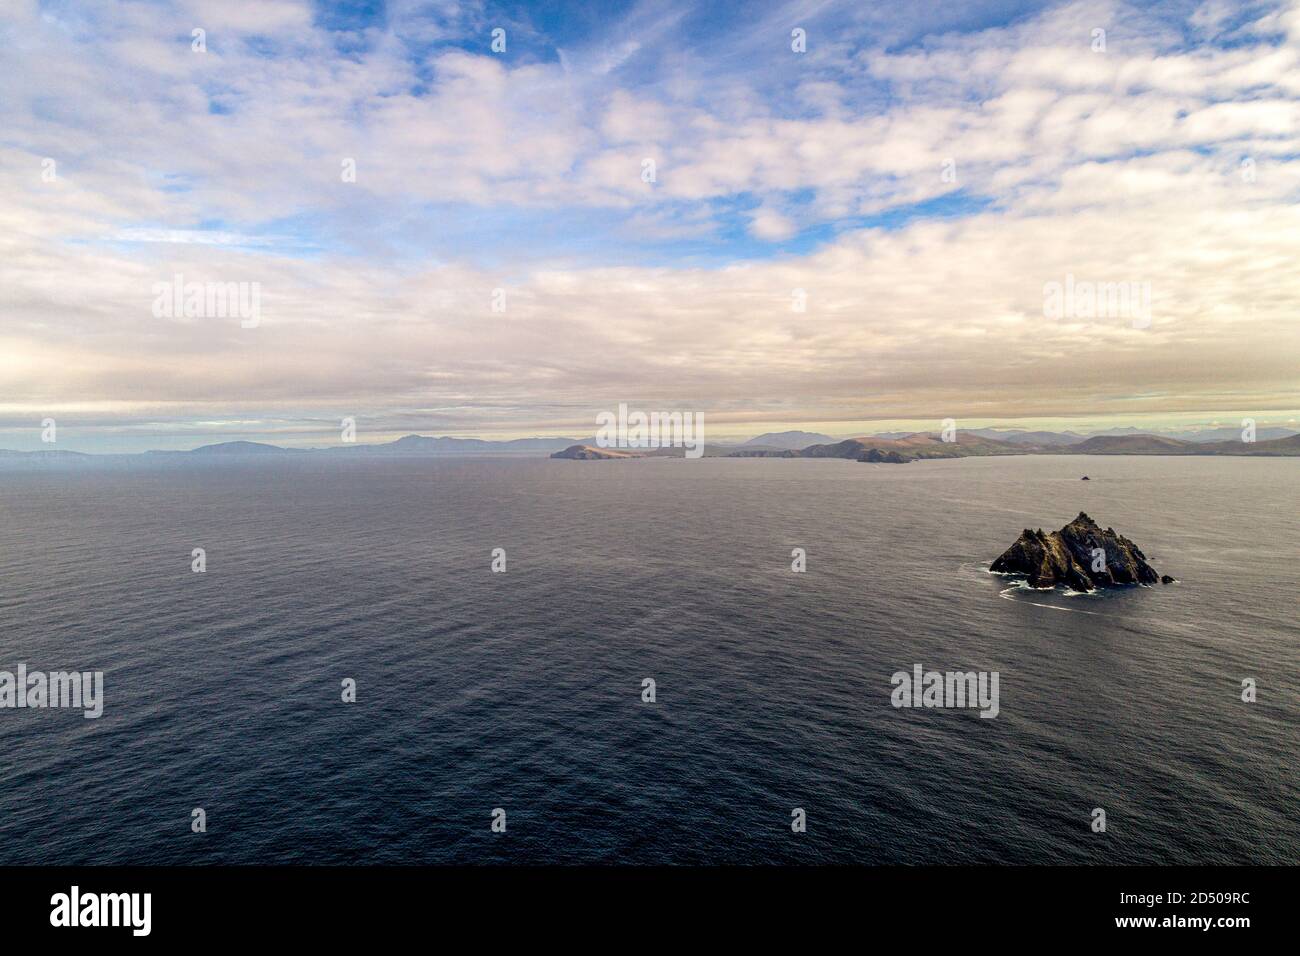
990, 514, 1163, 592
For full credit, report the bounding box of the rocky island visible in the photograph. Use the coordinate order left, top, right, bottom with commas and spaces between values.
550, 444, 636, 460
990, 512, 1165, 592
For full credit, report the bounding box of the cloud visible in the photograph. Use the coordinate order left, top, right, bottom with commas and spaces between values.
749, 206, 798, 240
0, 0, 1298, 442
109, 228, 287, 246
183, 0, 313, 35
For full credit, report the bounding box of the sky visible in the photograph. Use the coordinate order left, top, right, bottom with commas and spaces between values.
1, 0, 1298, 451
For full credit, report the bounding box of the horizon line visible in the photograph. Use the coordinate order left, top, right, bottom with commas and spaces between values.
7, 420, 1300, 457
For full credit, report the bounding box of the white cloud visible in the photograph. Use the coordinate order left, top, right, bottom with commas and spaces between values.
749, 206, 797, 240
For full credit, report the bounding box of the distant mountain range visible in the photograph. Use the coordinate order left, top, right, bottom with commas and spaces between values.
967, 429, 1083, 446
0, 434, 583, 461
175, 435, 584, 455
3, 426, 1298, 461
732, 432, 1035, 460
1065, 433, 1300, 455
361, 435, 585, 454
968, 426, 1299, 444
729, 431, 1300, 461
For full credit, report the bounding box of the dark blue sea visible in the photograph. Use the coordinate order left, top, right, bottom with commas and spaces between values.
0, 454, 1296, 864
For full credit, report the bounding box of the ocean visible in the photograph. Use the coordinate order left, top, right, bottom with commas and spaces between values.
0, 453, 1295, 864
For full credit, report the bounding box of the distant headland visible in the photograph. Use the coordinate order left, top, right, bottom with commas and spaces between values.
553, 428, 1300, 460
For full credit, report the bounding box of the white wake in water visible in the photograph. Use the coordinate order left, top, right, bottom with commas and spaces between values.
958, 561, 1101, 614
997, 584, 1100, 614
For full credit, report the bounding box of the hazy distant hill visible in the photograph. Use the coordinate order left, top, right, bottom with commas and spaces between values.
175, 435, 582, 456
742, 430, 835, 448
0, 449, 92, 460
1066, 434, 1195, 455
967, 425, 1297, 445
1065, 433, 1300, 455
190, 440, 296, 454
968, 428, 1083, 445
352, 434, 579, 454
1186, 433, 1300, 455
1173, 426, 1298, 442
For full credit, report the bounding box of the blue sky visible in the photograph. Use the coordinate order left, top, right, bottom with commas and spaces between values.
1, 0, 1299, 450
113, 0, 1063, 269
